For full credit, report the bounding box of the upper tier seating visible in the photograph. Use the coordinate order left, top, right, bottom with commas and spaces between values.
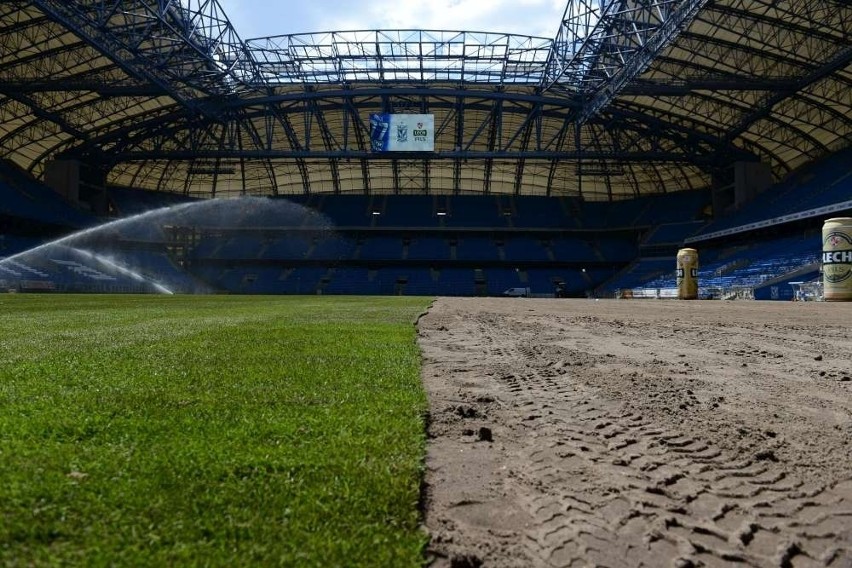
1, 161, 95, 228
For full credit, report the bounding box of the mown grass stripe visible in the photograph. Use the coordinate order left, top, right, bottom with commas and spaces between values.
0, 295, 431, 566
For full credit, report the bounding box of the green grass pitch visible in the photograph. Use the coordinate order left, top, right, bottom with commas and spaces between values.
0, 294, 432, 566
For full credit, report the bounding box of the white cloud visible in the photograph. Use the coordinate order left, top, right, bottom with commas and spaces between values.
370, 0, 559, 37
217, 0, 565, 39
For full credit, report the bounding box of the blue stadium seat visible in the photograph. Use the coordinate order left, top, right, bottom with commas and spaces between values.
0, 161, 96, 228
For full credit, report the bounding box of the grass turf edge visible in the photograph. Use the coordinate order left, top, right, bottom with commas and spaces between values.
0, 294, 433, 566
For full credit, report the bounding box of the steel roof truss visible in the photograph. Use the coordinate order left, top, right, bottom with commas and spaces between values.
725, 45, 852, 143
543, 0, 707, 118
32, 0, 260, 118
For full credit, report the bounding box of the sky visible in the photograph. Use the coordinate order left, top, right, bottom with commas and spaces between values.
216, 0, 567, 40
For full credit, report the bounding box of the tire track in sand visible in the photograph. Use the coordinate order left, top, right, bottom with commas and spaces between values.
419, 301, 852, 568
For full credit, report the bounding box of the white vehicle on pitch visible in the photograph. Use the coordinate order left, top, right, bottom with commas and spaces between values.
501, 287, 530, 297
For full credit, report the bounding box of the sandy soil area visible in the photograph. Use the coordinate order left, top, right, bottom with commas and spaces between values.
417, 298, 852, 568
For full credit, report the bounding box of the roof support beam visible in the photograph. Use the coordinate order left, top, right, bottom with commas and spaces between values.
2, 91, 89, 141
513, 113, 535, 195
724, 44, 852, 143
543, 0, 708, 122
482, 99, 502, 194
263, 102, 310, 193
32, 0, 259, 118
619, 77, 800, 95
392, 158, 400, 194
423, 159, 430, 195
104, 149, 726, 164
309, 98, 339, 193
1, 80, 164, 97
342, 94, 371, 194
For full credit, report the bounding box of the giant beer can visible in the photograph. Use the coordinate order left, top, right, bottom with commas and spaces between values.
677, 248, 698, 300
822, 218, 852, 301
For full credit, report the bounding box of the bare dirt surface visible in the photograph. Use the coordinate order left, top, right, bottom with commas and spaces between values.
417, 298, 852, 568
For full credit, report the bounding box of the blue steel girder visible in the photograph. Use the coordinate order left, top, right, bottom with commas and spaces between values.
543, 0, 708, 122
3, 96, 181, 178
62, 97, 745, 167
653, 30, 850, 88
723, 44, 852, 144
232, 110, 279, 194
619, 93, 824, 178
31, 0, 260, 118
62, 86, 754, 168
1, 78, 165, 97
93, 149, 726, 165
423, 159, 430, 194
309, 100, 340, 194
0, 14, 169, 95
0, 2, 35, 21
545, 118, 573, 197
55, 87, 753, 193
247, 30, 552, 87
0, 28, 88, 80
501, 99, 538, 152
25, 94, 179, 171
0, 8, 49, 43
391, 158, 400, 194
206, 120, 230, 197
0, 100, 81, 173
612, 31, 848, 158
619, 77, 800, 96
341, 95, 371, 194
513, 109, 537, 195
0, 91, 90, 145
453, 96, 464, 194
707, 2, 849, 47
482, 99, 502, 195
76, 101, 748, 167
578, 0, 710, 123
463, 98, 502, 152
622, 87, 835, 160
266, 105, 310, 193
231, 118, 266, 195
0, 10, 142, 93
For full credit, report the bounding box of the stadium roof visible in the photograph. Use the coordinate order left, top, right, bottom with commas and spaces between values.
0, 0, 849, 201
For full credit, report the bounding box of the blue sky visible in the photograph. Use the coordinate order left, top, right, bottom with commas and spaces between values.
217, 0, 566, 40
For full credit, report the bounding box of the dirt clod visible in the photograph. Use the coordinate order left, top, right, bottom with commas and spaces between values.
450, 554, 483, 568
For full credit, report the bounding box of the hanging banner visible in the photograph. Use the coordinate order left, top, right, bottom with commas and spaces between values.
369, 114, 434, 152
